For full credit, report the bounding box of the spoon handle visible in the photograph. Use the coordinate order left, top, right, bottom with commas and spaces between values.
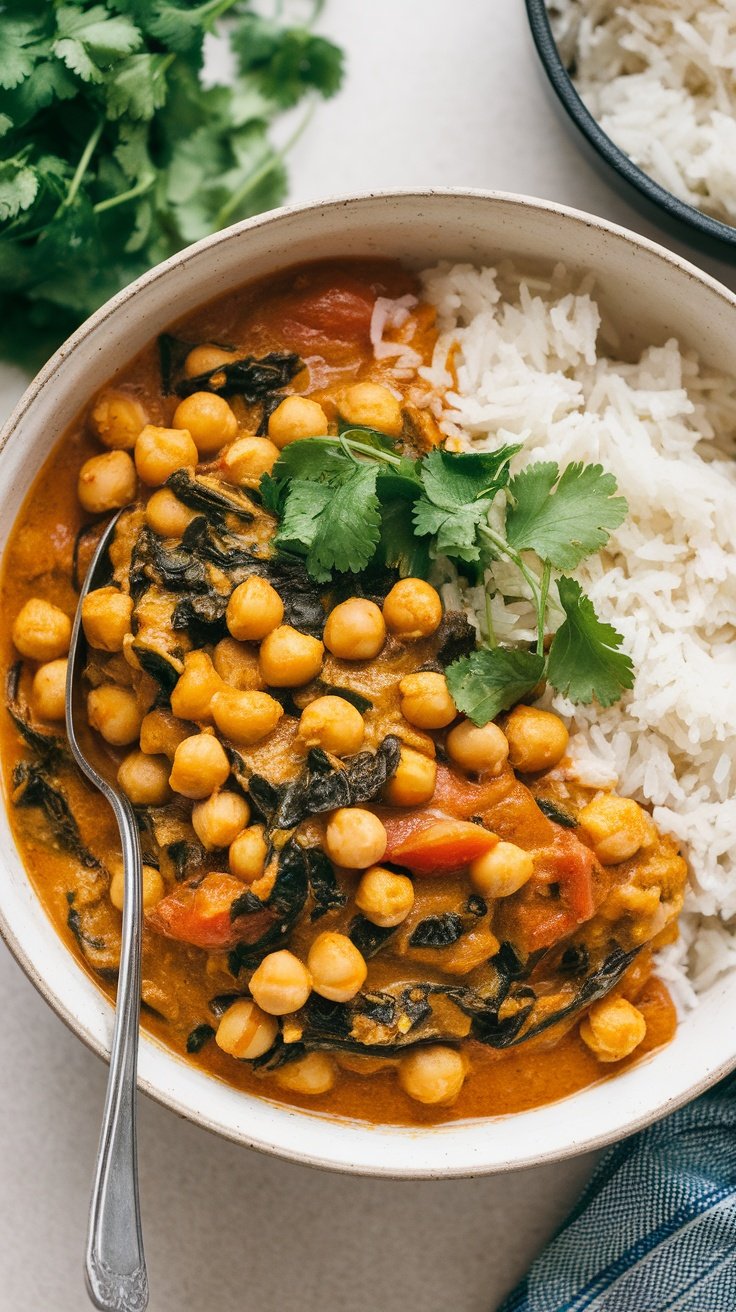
85, 793, 148, 1312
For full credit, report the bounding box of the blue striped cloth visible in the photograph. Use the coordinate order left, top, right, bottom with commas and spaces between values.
499, 1073, 736, 1311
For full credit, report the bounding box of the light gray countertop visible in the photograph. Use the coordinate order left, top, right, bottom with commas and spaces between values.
1, 3, 734, 1309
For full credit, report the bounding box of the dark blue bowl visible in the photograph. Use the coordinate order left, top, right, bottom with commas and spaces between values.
525, 0, 736, 254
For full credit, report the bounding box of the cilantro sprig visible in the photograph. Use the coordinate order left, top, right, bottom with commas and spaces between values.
0, 0, 344, 366
262, 433, 634, 718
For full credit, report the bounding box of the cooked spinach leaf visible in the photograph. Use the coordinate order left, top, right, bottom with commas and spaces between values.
6, 663, 63, 759
317, 684, 373, 714
409, 913, 464, 948
306, 847, 347, 920
12, 761, 100, 869
262, 735, 402, 831
186, 1023, 215, 1054
228, 839, 309, 974
174, 351, 303, 402
165, 470, 255, 522
536, 798, 578, 829
348, 916, 398, 959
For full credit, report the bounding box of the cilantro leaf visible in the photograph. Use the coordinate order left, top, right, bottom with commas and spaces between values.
0, 0, 345, 367
547, 577, 634, 706
231, 15, 344, 109
374, 468, 428, 577
306, 463, 381, 581
0, 158, 39, 221
53, 5, 142, 83
446, 648, 545, 726
412, 446, 519, 564
413, 495, 491, 563
420, 446, 520, 509
0, 18, 45, 91
506, 461, 627, 570
275, 478, 332, 557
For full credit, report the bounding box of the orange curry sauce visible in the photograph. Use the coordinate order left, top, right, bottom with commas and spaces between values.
0, 260, 678, 1124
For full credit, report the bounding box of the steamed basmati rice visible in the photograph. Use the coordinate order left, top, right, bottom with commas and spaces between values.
548, 0, 736, 226
374, 262, 736, 1009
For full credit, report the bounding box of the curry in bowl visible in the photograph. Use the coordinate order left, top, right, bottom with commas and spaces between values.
0, 259, 688, 1123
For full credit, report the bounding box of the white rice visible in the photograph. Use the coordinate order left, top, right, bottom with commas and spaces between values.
547, 0, 736, 226
373, 263, 736, 1008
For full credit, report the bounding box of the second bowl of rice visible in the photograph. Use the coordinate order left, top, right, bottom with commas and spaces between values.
527, 0, 736, 250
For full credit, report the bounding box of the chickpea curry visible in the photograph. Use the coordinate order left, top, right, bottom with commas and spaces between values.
0, 260, 687, 1122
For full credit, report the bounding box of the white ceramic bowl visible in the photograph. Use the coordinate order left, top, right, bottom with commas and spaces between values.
1, 190, 734, 1178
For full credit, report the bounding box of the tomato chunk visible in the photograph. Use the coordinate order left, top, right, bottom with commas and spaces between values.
387, 819, 498, 875
147, 872, 268, 950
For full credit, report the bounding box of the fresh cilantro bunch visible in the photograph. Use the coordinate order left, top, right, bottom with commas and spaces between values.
0, 0, 343, 366
262, 432, 635, 720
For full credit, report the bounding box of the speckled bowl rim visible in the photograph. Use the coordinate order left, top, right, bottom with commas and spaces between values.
1, 187, 735, 1178
525, 0, 736, 250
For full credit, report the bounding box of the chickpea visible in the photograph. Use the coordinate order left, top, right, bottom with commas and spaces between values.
268, 395, 328, 448
191, 790, 250, 850
184, 344, 236, 378
323, 598, 386, 661
355, 866, 414, 928
307, 932, 367, 1002
469, 842, 533, 898
139, 708, 193, 758
32, 659, 68, 721
212, 637, 263, 691
383, 578, 442, 640
226, 576, 284, 642
275, 1052, 337, 1095
229, 824, 268, 882
383, 746, 437, 807
13, 598, 72, 661
578, 795, 649, 865
504, 705, 569, 773
117, 751, 172, 805
298, 696, 364, 756
211, 688, 283, 746
81, 587, 133, 653
446, 719, 509, 776
398, 1046, 466, 1105
339, 381, 403, 438
87, 685, 144, 747
173, 392, 238, 457
579, 996, 647, 1062
259, 625, 324, 687
89, 390, 148, 450
77, 451, 137, 514
215, 999, 278, 1060
170, 650, 223, 723
110, 863, 164, 912
249, 950, 312, 1016
145, 488, 196, 538
134, 425, 198, 486
169, 733, 230, 800
398, 671, 456, 730
324, 808, 387, 869
222, 435, 279, 486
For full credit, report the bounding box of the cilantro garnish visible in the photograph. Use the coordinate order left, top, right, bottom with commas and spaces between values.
547, 577, 634, 707
263, 430, 634, 719
506, 461, 628, 570
0, 0, 344, 366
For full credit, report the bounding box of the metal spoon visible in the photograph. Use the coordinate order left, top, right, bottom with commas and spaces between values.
65, 510, 149, 1312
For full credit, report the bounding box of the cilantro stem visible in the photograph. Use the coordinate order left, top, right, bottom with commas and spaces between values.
93, 176, 154, 215
214, 100, 317, 228
478, 523, 541, 601
484, 586, 497, 649
537, 561, 552, 656
61, 118, 105, 214
338, 437, 402, 467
